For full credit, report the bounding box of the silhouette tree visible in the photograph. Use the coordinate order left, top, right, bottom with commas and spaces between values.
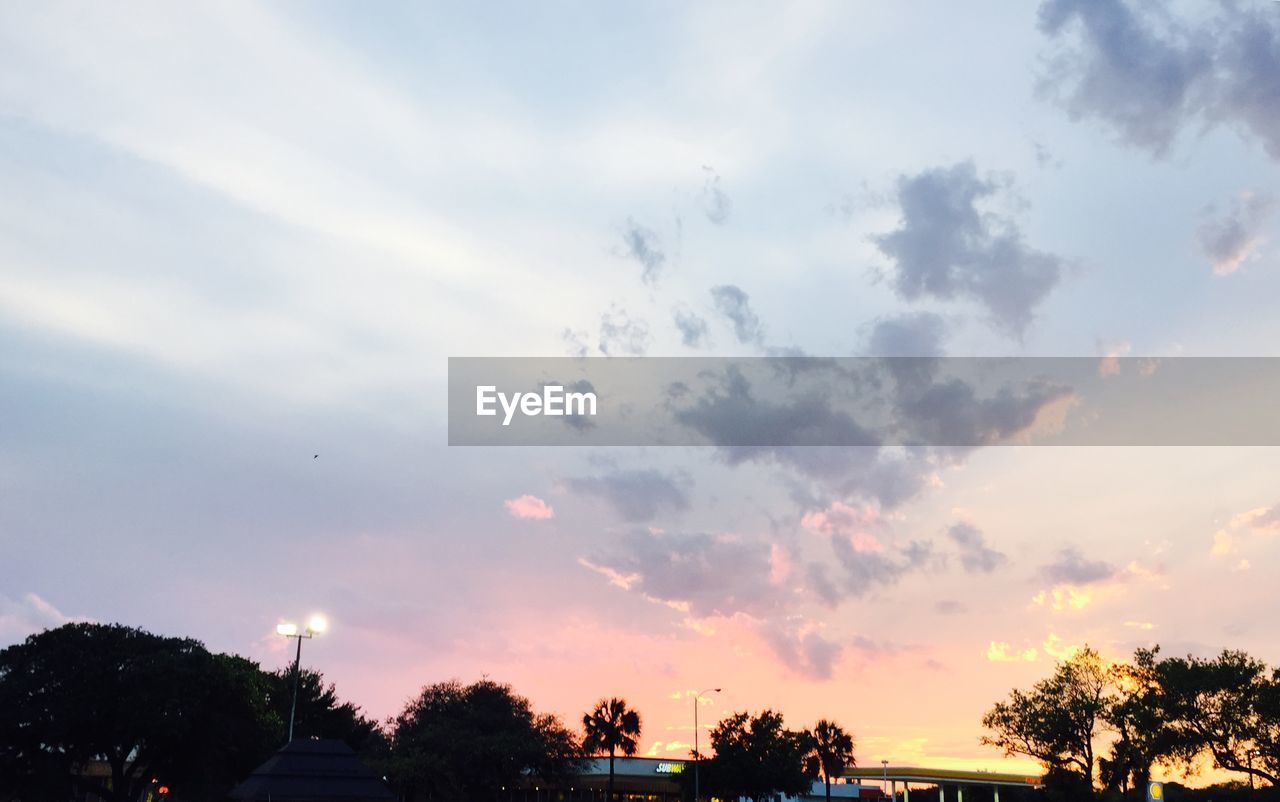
982, 646, 1111, 796
265, 667, 387, 757
582, 698, 643, 802
389, 678, 581, 802
0, 623, 278, 802
700, 710, 813, 802
807, 719, 856, 802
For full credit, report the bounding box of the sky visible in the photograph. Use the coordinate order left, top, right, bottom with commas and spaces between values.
3, 0, 1280, 783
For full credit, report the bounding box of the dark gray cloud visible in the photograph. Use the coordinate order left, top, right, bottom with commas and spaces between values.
935, 599, 967, 615
588, 526, 900, 680
759, 623, 843, 680
598, 307, 650, 356
701, 167, 733, 225
872, 161, 1064, 337
891, 375, 1073, 450
672, 307, 711, 348
591, 528, 779, 618
566, 468, 690, 522
1037, 0, 1212, 155
1197, 191, 1275, 275
710, 285, 766, 345
866, 312, 949, 358
1039, 546, 1116, 585
620, 217, 666, 283
947, 522, 1008, 573
670, 362, 1069, 509
1038, 0, 1280, 159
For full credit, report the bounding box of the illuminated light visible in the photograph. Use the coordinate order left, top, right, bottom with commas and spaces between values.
158, 787, 170, 795
308, 615, 328, 634
276, 622, 298, 637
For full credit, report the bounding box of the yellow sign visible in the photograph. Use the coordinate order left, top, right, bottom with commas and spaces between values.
1148, 782, 1163, 801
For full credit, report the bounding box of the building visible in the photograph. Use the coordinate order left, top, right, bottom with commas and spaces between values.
504, 757, 877, 802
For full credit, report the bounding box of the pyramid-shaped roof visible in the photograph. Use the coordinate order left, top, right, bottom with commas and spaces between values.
228, 739, 394, 802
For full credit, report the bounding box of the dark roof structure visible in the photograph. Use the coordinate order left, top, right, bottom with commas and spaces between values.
228, 739, 394, 802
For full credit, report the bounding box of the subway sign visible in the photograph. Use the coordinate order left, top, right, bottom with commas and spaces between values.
655, 762, 686, 774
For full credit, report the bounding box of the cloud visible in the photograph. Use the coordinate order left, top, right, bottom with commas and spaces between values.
866, 312, 949, 357
1198, 192, 1275, 275
598, 307, 650, 355
801, 501, 882, 539
588, 529, 781, 618
890, 373, 1075, 449
872, 161, 1064, 337
759, 622, 844, 680
1210, 503, 1280, 557
1037, 0, 1280, 160
710, 285, 766, 345
672, 307, 711, 348
1032, 586, 1094, 611
701, 167, 732, 225
566, 468, 690, 522
670, 362, 1068, 508
987, 641, 1038, 662
935, 600, 967, 615
1233, 504, 1280, 535
0, 592, 80, 642
1038, 546, 1116, 585
947, 522, 1008, 573
620, 218, 666, 283
504, 494, 555, 520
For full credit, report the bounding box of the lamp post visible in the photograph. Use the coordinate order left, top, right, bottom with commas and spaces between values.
693, 687, 720, 802
276, 615, 327, 742
882, 760, 889, 802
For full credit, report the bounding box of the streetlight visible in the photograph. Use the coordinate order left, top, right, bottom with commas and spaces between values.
881, 760, 889, 802
277, 614, 327, 742
693, 688, 720, 802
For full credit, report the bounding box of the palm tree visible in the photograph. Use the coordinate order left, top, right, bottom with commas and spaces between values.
582, 698, 643, 802
807, 719, 856, 802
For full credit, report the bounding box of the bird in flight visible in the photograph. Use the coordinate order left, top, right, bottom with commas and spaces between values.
313, 454, 319, 459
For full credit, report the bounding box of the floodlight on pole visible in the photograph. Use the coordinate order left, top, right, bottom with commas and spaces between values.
276, 615, 327, 743
693, 687, 721, 802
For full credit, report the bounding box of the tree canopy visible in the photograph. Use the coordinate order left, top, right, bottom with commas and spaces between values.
0, 623, 277, 802
388, 678, 582, 802
806, 719, 855, 802
696, 710, 813, 802
982, 644, 1280, 797
0, 622, 384, 802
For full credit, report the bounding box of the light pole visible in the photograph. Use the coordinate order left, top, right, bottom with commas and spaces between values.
881, 760, 889, 802
693, 687, 720, 802
276, 614, 327, 743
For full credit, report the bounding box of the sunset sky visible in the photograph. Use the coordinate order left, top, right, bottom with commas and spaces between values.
3, 0, 1280, 783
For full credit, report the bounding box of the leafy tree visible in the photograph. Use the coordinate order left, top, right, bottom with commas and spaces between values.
0, 623, 278, 802
982, 646, 1112, 795
582, 698, 642, 802
265, 667, 388, 757
388, 678, 582, 802
1100, 648, 1178, 795
1154, 649, 1280, 786
805, 720, 856, 802
698, 710, 813, 802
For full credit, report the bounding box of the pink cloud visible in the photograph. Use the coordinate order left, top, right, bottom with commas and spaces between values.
801, 501, 885, 552
504, 494, 555, 520
800, 501, 880, 535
